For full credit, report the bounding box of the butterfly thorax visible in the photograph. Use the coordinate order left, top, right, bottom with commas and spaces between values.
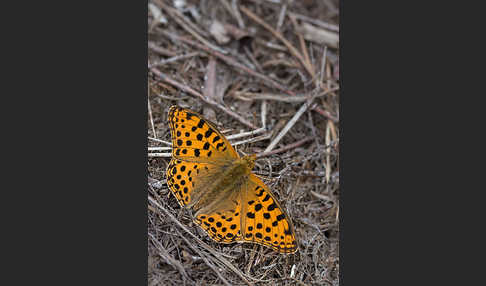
192, 154, 256, 213
241, 154, 257, 170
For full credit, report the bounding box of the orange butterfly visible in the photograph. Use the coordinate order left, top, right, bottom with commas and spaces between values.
166, 106, 297, 253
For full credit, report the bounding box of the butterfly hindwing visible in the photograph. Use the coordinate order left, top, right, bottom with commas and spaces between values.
241, 174, 297, 253
193, 197, 243, 243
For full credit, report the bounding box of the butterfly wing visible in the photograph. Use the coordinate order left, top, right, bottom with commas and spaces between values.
240, 174, 298, 253
166, 160, 215, 207
167, 106, 239, 163
166, 106, 239, 207
193, 193, 244, 243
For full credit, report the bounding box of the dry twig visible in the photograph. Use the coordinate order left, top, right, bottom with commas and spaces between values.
148, 196, 253, 285
264, 96, 316, 152
150, 66, 258, 129
159, 29, 296, 96
240, 5, 314, 77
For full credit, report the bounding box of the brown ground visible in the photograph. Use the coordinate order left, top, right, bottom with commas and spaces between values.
148, 1, 339, 285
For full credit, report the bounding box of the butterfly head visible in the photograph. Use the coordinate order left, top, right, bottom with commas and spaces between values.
241, 154, 257, 170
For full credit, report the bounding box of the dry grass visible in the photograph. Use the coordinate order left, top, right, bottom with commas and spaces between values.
148, 0, 339, 285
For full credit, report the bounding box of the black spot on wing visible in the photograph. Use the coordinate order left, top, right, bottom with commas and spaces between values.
205, 129, 213, 138
267, 203, 277, 211
197, 119, 205, 128
203, 142, 210, 150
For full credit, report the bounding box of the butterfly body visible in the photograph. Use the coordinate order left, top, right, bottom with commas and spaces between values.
190, 154, 255, 214
166, 106, 297, 253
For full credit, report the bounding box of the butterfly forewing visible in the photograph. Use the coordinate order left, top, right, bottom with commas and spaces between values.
168, 106, 239, 163
166, 160, 215, 207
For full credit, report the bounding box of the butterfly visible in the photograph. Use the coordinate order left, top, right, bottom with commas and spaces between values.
166, 106, 297, 253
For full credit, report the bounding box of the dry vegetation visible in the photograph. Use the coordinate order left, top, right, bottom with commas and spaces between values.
148, 0, 339, 285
